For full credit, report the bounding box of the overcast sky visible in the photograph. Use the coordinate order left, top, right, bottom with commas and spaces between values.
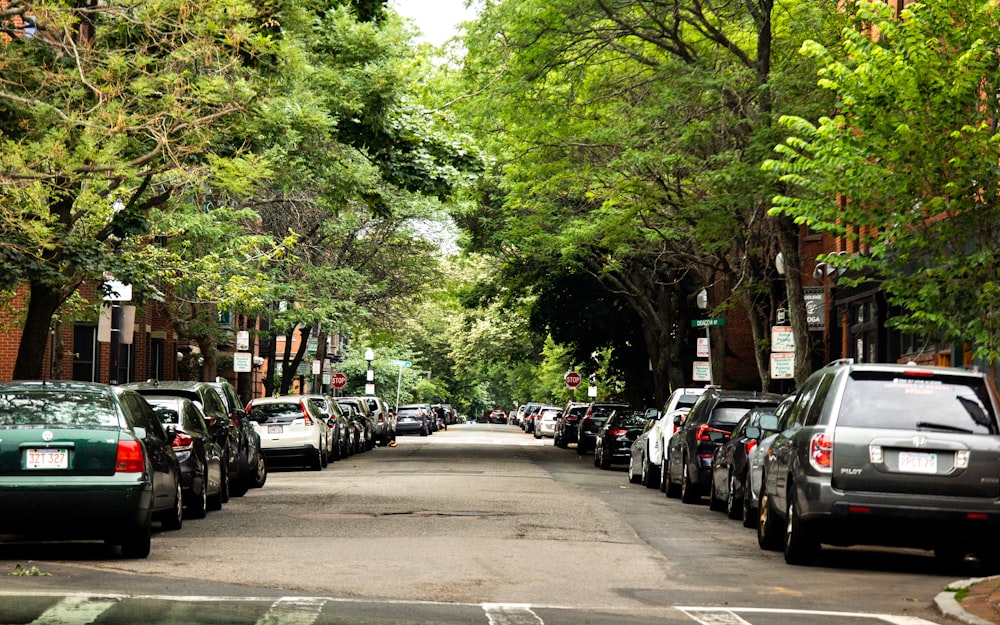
390, 0, 478, 46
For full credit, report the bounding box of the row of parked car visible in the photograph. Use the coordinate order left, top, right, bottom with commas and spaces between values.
0, 378, 394, 559
516, 359, 1000, 573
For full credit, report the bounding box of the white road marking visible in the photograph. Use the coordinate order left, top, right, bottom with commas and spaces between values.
28, 595, 119, 625
255, 597, 326, 625
678, 608, 754, 625
482, 603, 544, 625
675, 606, 942, 624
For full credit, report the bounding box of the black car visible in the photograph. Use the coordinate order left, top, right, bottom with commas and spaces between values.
576, 402, 633, 456
337, 396, 377, 450
664, 388, 784, 504
145, 395, 226, 517
594, 409, 647, 469
708, 404, 783, 520
555, 402, 589, 448
124, 380, 243, 499
207, 377, 266, 489
395, 404, 431, 436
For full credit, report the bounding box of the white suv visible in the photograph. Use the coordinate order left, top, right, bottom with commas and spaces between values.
247, 395, 326, 471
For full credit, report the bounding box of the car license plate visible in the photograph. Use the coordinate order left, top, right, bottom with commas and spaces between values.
898, 451, 937, 474
267, 425, 283, 434
25, 448, 68, 469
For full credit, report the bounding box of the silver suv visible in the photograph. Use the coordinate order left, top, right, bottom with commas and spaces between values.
757, 359, 1000, 570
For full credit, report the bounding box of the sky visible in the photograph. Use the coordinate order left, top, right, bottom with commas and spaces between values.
390, 0, 478, 46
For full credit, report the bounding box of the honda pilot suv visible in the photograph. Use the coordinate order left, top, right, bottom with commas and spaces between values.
756, 360, 1000, 570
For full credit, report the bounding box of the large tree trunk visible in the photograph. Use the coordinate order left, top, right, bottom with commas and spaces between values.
13, 281, 69, 380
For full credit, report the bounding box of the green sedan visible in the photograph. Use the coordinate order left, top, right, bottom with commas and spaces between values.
0, 380, 182, 558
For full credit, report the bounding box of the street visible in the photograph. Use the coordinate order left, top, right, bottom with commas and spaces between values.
0, 422, 959, 624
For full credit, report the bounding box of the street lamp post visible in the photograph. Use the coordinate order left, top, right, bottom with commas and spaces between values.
364, 348, 375, 396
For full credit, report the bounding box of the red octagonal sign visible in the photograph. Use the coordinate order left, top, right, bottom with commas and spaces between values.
565, 371, 582, 389
331, 372, 348, 389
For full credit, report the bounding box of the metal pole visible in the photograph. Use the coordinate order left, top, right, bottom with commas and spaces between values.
394, 364, 403, 413
706, 326, 714, 385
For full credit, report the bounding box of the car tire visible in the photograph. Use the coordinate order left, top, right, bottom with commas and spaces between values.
660, 455, 669, 494
230, 450, 250, 498
627, 456, 641, 483
161, 480, 183, 531
726, 472, 742, 521
320, 441, 329, 468
642, 455, 658, 489
680, 458, 700, 504
708, 473, 725, 512
208, 467, 224, 511
599, 444, 611, 469
784, 488, 819, 565
252, 453, 267, 489
219, 461, 230, 504
119, 520, 151, 559
593, 445, 601, 467
187, 468, 208, 520
757, 484, 782, 551
664, 456, 681, 498
742, 485, 756, 528
309, 448, 323, 471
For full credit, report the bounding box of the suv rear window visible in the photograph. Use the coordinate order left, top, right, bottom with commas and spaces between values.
251, 402, 307, 423
838, 372, 998, 434
709, 402, 767, 426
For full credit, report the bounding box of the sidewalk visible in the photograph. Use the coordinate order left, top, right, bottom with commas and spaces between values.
936, 577, 1000, 625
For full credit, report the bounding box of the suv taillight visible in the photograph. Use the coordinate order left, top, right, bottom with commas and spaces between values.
298, 402, 313, 426
810, 433, 833, 471
115, 439, 145, 473
608, 428, 628, 437
744, 439, 758, 456
695, 424, 729, 442
171, 431, 194, 452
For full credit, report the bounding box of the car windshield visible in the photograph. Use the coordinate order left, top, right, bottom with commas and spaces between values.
677, 395, 701, 408
839, 374, 998, 434
0, 390, 119, 428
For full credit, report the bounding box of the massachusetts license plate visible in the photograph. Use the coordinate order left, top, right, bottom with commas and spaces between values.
25, 448, 68, 469
898, 451, 937, 474
267, 425, 283, 434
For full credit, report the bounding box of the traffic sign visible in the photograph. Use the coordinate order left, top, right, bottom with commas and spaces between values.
331, 372, 347, 389
692, 317, 725, 328
565, 371, 582, 389
390, 359, 411, 367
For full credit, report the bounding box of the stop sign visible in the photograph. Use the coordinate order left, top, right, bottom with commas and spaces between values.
565, 371, 582, 389
331, 372, 347, 389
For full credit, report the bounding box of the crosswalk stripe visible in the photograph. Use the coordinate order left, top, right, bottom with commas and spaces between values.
678, 608, 753, 625
28, 596, 119, 625
482, 602, 544, 625
255, 597, 326, 625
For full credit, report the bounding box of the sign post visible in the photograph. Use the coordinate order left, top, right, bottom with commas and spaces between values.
389, 359, 412, 412
691, 318, 724, 385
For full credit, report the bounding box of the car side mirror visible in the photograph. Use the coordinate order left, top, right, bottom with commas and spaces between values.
133, 426, 147, 440
673, 414, 685, 427
759, 414, 779, 431
745, 426, 761, 439
708, 430, 726, 442
249, 409, 267, 424
165, 423, 178, 443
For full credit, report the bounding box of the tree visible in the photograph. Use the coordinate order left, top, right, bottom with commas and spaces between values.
0, 0, 271, 378
455, 0, 844, 398
764, 0, 1000, 371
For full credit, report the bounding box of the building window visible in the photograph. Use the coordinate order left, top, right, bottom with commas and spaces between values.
72, 325, 99, 382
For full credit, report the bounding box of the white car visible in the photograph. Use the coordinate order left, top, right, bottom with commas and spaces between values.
247, 395, 327, 471
649, 387, 708, 491
534, 408, 561, 439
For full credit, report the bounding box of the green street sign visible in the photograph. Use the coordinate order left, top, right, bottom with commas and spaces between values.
389, 359, 411, 367
692, 318, 725, 328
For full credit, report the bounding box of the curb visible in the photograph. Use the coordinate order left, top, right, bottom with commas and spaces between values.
935, 577, 998, 625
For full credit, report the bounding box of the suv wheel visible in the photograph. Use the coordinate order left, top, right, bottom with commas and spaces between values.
784, 489, 819, 565
742, 481, 756, 528
726, 472, 742, 520
680, 459, 700, 504
664, 456, 680, 498
161, 480, 183, 531
253, 453, 267, 488
757, 484, 782, 551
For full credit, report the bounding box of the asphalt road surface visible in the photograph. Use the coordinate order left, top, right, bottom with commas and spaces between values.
0, 422, 967, 624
